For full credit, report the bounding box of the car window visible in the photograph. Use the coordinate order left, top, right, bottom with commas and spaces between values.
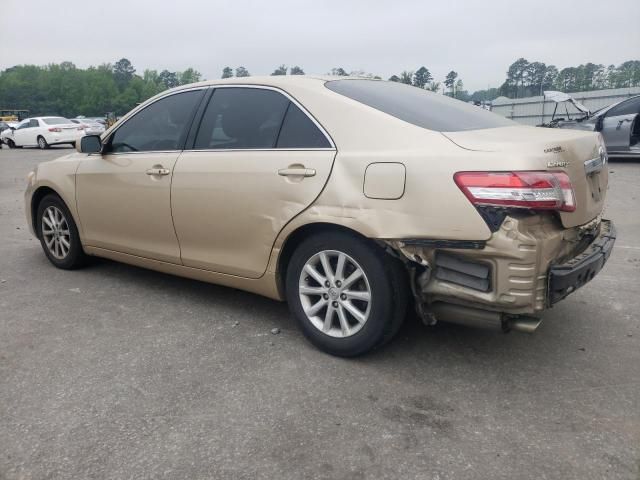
326, 79, 516, 132
108, 90, 203, 153
17, 120, 30, 129
29, 119, 39, 127
276, 102, 331, 148
194, 88, 289, 149
42, 117, 69, 125
606, 97, 640, 117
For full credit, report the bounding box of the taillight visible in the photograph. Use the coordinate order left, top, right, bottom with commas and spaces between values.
454, 171, 576, 212
48, 127, 62, 132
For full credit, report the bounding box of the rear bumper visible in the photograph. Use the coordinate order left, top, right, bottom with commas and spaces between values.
547, 219, 615, 304
47, 132, 78, 144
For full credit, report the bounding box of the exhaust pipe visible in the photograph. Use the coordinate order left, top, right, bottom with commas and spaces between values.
429, 302, 541, 334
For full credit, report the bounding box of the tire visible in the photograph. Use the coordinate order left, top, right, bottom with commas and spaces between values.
285, 230, 408, 357
6, 139, 16, 149
36, 194, 88, 269
37, 136, 49, 149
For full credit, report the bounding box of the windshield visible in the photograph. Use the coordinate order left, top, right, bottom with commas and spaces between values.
325, 79, 515, 132
42, 117, 72, 125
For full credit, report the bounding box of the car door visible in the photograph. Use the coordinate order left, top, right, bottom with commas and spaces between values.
601, 97, 640, 153
75, 88, 205, 263
172, 86, 336, 278
13, 119, 37, 146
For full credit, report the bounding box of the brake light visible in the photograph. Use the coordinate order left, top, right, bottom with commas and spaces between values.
48, 127, 62, 132
454, 171, 576, 212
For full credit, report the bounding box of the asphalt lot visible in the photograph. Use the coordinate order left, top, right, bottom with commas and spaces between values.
0, 146, 638, 480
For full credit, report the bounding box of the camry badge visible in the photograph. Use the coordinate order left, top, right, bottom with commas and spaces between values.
547, 160, 569, 168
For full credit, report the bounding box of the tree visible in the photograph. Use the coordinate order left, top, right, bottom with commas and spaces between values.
454, 79, 468, 100
525, 61, 547, 96
178, 68, 202, 85
235, 66, 250, 77
113, 58, 135, 90
388, 75, 400, 82
221, 66, 233, 78
413, 66, 432, 88
470, 87, 499, 103
444, 71, 458, 95
399, 71, 413, 85
331, 67, 348, 76
290, 66, 304, 75
158, 70, 179, 89
426, 81, 440, 92
272, 64, 288, 76
503, 58, 529, 97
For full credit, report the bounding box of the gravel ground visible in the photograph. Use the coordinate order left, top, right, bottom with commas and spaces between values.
0, 146, 638, 480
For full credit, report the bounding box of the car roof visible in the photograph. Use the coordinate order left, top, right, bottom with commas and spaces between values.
166, 75, 363, 94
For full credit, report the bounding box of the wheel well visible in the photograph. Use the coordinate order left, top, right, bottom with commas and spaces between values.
31, 187, 59, 236
276, 223, 372, 297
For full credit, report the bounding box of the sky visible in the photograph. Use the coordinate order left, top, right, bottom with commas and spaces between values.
1, 0, 639, 92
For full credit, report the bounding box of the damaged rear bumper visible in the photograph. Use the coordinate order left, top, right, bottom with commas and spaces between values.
547, 219, 615, 304
386, 214, 616, 329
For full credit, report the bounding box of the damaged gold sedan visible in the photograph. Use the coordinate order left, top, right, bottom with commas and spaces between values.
24, 76, 615, 356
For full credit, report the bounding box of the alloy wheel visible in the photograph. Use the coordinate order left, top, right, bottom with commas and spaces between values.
42, 206, 71, 259
38, 137, 46, 149
298, 250, 372, 338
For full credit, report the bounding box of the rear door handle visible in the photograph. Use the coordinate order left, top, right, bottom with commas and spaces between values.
146, 167, 170, 176
278, 168, 316, 177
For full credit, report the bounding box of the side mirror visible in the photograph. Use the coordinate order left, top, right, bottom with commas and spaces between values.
9, 126, 15, 131
78, 135, 102, 154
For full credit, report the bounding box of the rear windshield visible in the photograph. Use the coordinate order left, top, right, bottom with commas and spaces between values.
42, 117, 71, 125
325, 79, 515, 132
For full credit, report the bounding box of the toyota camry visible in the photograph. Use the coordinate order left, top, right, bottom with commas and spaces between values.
24, 76, 615, 356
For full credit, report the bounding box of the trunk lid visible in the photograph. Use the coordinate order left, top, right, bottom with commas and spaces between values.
442, 125, 608, 228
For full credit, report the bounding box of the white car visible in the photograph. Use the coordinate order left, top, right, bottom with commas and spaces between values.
1, 117, 83, 149
71, 118, 106, 136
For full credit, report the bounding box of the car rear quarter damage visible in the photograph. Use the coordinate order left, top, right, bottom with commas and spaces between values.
385, 212, 614, 332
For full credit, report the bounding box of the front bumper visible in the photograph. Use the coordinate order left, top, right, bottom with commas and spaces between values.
547, 219, 615, 304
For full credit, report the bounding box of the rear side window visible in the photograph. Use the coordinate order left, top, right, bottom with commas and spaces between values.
195, 88, 289, 149
108, 90, 203, 153
29, 119, 39, 127
42, 117, 69, 125
606, 97, 640, 117
325, 79, 515, 132
277, 103, 331, 148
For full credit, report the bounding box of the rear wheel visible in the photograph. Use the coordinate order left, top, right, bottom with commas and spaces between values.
36, 194, 87, 269
285, 231, 408, 357
37, 136, 49, 149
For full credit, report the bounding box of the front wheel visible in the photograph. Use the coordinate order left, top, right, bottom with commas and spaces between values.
36, 194, 88, 269
285, 231, 408, 357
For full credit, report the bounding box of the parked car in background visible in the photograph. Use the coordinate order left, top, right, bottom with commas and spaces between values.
544, 93, 640, 158
1, 117, 82, 149
71, 118, 106, 136
0, 121, 17, 147
24, 77, 615, 356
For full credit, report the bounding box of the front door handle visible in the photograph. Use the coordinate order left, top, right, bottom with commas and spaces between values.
146, 167, 170, 176
278, 167, 316, 177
